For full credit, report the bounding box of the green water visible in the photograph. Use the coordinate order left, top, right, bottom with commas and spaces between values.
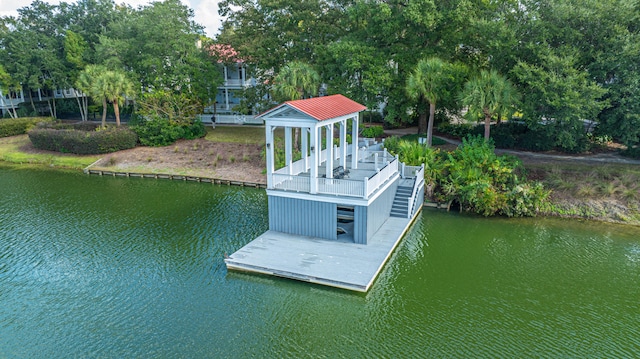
1, 165, 639, 358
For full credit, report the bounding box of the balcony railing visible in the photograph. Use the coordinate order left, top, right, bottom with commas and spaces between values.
268, 157, 399, 199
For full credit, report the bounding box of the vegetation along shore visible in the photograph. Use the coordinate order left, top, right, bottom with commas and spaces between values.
1, 0, 638, 226
1, 122, 638, 227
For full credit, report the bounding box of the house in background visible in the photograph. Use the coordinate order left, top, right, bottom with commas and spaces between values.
225, 94, 425, 291
0, 87, 83, 118
205, 44, 262, 125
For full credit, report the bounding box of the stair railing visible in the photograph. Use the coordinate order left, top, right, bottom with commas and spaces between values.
406, 164, 425, 218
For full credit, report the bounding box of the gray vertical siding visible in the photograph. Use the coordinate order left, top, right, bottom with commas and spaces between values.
365, 179, 398, 242
353, 206, 367, 245
268, 196, 337, 240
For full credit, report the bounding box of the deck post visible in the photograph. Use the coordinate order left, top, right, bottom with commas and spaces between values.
302, 127, 309, 171
265, 125, 275, 189
326, 124, 334, 179
401, 162, 405, 178
374, 153, 379, 171
351, 115, 358, 169
310, 125, 318, 194
285, 126, 292, 175
363, 177, 369, 199
340, 120, 347, 168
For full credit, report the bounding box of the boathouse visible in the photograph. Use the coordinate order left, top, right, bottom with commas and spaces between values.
225, 94, 425, 291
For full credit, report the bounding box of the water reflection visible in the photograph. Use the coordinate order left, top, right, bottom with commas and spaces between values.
1, 167, 639, 357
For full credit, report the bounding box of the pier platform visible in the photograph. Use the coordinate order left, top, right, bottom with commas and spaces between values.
224, 210, 421, 292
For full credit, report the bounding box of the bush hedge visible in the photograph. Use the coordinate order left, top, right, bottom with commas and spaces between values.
386, 135, 549, 217
28, 125, 137, 154
621, 146, 640, 159
0, 117, 55, 137
361, 125, 384, 138
129, 117, 206, 146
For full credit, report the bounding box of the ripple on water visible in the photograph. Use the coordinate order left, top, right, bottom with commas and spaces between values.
1, 172, 640, 358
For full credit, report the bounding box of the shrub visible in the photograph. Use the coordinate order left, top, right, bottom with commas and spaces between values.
28, 126, 137, 154
182, 119, 206, 140
0, 117, 54, 137
361, 125, 384, 138
436, 123, 476, 138
361, 111, 384, 123
389, 134, 549, 217
130, 117, 186, 146
621, 145, 640, 159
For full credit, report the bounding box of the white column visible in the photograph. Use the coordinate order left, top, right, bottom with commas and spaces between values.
302, 127, 309, 171
326, 124, 334, 178
351, 115, 359, 169
285, 126, 292, 174
340, 120, 347, 168
265, 124, 275, 189
309, 125, 318, 194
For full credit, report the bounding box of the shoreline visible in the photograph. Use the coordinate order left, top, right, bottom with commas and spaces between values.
2, 159, 638, 227
2, 130, 638, 227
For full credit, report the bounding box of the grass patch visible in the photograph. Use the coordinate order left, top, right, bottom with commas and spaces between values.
0, 135, 100, 169
399, 133, 447, 146
205, 126, 265, 144
526, 161, 640, 222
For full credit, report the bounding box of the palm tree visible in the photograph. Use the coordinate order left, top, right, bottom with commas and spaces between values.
272, 62, 321, 149
100, 70, 135, 127
272, 61, 321, 101
461, 70, 519, 141
77, 66, 135, 127
76, 65, 105, 124
406, 58, 448, 147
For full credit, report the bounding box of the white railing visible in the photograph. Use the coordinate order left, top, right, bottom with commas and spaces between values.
269, 151, 400, 198
359, 149, 392, 164
406, 164, 425, 218
272, 174, 310, 192
317, 178, 365, 197
364, 158, 398, 198
403, 165, 423, 179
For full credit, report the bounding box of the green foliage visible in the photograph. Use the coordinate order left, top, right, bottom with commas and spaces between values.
130, 117, 186, 147
460, 69, 519, 140
406, 58, 468, 144
437, 136, 549, 216
0, 117, 55, 137
361, 111, 384, 123
136, 91, 202, 127
621, 146, 640, 159
389, 134, 549, 217
437, 123, 477, 138
361, 125, 384, 138
272, 61, 320, 101
261, 137, 301, 170
182, 119, 207, 140
28, 125, 137, 154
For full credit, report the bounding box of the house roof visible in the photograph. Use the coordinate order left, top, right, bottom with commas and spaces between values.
260, 94, 367, 121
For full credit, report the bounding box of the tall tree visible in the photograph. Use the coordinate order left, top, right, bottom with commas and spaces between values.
0, 65, 19, 118
272, 61, 321, 101
99, 0, 219, 100
406, 58, 466, 146
272, 61, 320, 149
100, 70, 134, 126
460, 69, 519, 141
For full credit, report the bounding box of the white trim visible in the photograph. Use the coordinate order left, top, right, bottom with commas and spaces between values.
266, 174, 398, 206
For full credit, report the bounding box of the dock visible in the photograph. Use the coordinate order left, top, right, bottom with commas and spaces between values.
225, 209, 421, 292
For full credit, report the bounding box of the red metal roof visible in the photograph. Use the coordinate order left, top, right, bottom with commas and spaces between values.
284, 95, 367, 121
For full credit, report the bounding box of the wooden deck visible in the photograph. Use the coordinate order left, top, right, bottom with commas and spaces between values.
224, 208, 421, 292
